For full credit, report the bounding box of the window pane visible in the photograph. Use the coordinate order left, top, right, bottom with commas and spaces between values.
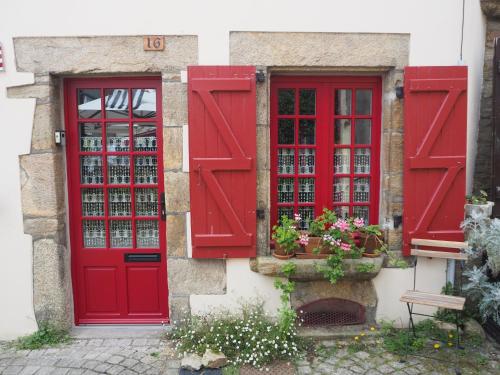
110, 220, 132, 248
107, 156, 130, 184
355, 119, 371, 144
136, 220, 159, 248
105, 89, 129, 118
78, 89, 101, 119
335, 89, 352, 115
354, 149, 371, 174
80, 156, 103, 185
108, 188, 132, 217
334, 149, 350, 174
299, 178, 315, 203
135, 188, 158, 216
134, 156, 158, 184
299, 149, 315, 175
278, 178, 294, 203
334, 119, 351, 144
278, 89, 295, 115
356, 89, 372, 115
334, 206, 349, 219
333, 177, 350, 203
277, 207, 294, 222
354, 177, 370, 202
133, 123, 157, 151
80, 123, 102, 152
106, 123, 130, 151
278, 148, 294, 174
132, 89, 156, 118
82, 220, 106, 248
353, 206, 369, 224
299, 119, 315, 144
278, 119, 294, 145
298, 207, 314, 230
299, 89, 315, 115
82, 188, 104, 217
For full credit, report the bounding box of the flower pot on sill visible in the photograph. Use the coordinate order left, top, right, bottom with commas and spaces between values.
465, 202, 494, 219
359, 232, 384, 257
304, 236, 330, 256
272, 243, 295, 260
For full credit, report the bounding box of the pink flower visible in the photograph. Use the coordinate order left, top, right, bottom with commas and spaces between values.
340, 242, 351, 252
335, 219, 350, 232
294, 214, 302, 222
353, 218, 365, 228
298, 234, 309, 246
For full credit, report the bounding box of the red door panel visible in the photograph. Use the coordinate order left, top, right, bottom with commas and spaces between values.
403, 66, 467, 255
188, 66, 257, 258
65, 77, 169, 324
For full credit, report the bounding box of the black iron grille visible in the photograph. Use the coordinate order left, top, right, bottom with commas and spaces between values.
297, 298, 365, 326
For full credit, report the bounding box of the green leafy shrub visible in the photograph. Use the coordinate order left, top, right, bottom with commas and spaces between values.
355, 263, 376, 273
272, 215, 300, 254
14, 322, 71, 350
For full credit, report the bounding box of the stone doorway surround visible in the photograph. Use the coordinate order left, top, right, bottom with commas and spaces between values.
7, 35, 227, 329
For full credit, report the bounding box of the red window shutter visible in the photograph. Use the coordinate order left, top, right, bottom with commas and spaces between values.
403, 66, 467, 255
188, 66, 257, 258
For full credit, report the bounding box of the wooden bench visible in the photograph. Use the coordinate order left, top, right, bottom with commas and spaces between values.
400, 290, 465, 311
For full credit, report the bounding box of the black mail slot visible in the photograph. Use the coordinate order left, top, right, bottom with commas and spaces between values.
124, 253, 161, 262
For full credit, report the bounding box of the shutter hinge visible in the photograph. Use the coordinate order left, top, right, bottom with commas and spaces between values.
256, 70, 266, 83
395, 86, 404, 99
256, 209, 265, 219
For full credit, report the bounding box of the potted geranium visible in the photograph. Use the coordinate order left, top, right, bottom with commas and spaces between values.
465, 190, 494, 219
271, 215, 300, 259
299, 209, 337, 258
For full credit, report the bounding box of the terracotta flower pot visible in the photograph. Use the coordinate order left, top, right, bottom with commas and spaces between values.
272, 243, 295, 259
304, 237, 330, 255
359, 232, 384, 256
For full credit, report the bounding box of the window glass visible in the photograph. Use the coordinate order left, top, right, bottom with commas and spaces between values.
356, 89, 372, 115
299, 120, 315, 144
355, 119, 371, 144
278, 119, 295, 144
299, 89, 315, 115
78, 89, 101, 119
335, 89, 352, 115
278, 89, 295, 115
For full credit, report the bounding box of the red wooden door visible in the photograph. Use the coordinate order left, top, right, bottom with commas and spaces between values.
188, 66, 256, 258
403, 66, 467, 255
65, 77, 168, 324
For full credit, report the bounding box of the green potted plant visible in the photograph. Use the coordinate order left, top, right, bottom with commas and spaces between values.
357, 222, 386, 258
299, 208, 338, 258
272, 215, 300, 259
465, 190, 494, 219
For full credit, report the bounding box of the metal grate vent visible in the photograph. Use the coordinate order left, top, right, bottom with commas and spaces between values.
297, 298, 365, 326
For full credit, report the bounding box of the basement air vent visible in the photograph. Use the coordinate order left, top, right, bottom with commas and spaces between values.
297, 298, 365, 326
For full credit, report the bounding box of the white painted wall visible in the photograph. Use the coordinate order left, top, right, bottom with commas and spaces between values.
0, 0, 486, 338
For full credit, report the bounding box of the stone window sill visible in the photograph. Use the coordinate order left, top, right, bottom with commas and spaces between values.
249, 256, 384, 281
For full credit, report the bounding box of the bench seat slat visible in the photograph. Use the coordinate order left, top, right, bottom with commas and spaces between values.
411, 238, 468, 249
400, 290, 465, 310
410, 248, 468, 260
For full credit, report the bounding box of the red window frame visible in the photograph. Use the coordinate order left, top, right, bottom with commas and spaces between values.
270, 76, 381, 228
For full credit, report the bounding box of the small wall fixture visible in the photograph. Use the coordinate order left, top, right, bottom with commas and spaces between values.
395, 86, 404, 99
256, 70, 265, 83
54, 130, 66, 146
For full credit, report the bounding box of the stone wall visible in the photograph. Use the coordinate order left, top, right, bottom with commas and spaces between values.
8, 35, 226, 327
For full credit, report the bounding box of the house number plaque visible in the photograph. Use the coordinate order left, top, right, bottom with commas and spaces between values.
143, 36, 165, 51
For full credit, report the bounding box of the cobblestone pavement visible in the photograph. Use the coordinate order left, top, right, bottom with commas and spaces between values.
1, 337, 499, 374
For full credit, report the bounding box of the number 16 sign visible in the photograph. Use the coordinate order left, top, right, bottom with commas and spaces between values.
143, 36, 165, 51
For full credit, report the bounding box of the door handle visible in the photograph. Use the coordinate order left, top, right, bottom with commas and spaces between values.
160, 192, 166, 221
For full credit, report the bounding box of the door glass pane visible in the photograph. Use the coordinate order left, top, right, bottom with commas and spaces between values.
80, 156, 103, 185
355, 89, 372, 115
298, 149, 315, 175
278, 119, 294, 145
334, 206, 349, 219
108, 188, 132, 216
132, 89, 157, 118
134, 156, 158, 184
335, 89, 352, 115
354, 149, 371, 174
82, 220, 106, 248
333, 177, 350, 203
278, 148, 294, 174
136, 220, 159, 248
110, 220, 132, 248
298, 207, 314, 230
278, 178, 294, 203
277, 207, 294, 222
334, 119, 351, 144
353, 206, 369, 224
299, 119, 315, 144
355, 119, 371, 144
278, 89, 295, 115
334, 149, 350, 174
106, 123, 130, 151
82, 188, 104, 216
135, 188, 158, 216
298, 178, 315, 203
78, 89, 101, 119
299, 89, 315, 115
133, 123, 157, 151
107, 156, 130, 184
105, 89, 129, 118
354, 177, 370, 202
80, 123, 102, 152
